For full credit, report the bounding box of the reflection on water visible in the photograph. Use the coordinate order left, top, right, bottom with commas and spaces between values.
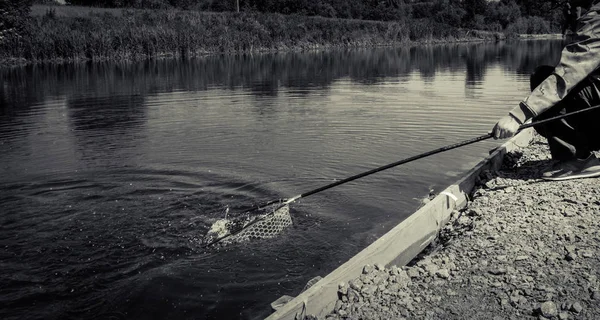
0, 40, 564, 320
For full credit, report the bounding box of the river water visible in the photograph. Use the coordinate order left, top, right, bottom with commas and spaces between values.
1, 40, 563, 320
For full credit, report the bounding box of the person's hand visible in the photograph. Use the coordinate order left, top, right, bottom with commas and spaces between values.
491, 115, 521, 139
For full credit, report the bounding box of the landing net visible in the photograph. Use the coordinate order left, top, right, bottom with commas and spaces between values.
204, 204, 292, 246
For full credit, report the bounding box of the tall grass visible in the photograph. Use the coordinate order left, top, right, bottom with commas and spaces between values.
1, 8, 503, 64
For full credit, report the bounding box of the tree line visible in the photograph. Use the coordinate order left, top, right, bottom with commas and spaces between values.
57, 0, 568, 33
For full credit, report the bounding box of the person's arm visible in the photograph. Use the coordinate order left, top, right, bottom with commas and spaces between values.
511, 5, 600, 123
492, 4, 600, 139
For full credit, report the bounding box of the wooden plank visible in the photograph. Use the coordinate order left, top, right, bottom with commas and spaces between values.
265, 129, 534, 320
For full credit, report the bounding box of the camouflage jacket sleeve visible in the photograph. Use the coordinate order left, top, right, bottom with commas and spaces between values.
509, 3, 600, 124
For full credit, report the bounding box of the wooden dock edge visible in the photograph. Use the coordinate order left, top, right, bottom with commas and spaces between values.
265, 128, 535, 320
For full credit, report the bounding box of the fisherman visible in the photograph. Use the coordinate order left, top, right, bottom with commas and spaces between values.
492, 0, 600, 181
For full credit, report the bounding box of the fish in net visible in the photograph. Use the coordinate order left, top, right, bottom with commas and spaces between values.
203, 204, 293, 246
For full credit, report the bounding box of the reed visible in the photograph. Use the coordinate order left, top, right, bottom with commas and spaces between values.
1, 8, 502, 65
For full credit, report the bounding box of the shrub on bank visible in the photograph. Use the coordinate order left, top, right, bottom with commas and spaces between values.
505, 16, 552, 36
0, 8, 501, 64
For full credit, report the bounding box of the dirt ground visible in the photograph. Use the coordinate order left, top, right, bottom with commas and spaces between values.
317, 134, 600, 320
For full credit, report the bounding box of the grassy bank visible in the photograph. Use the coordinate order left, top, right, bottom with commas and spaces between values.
1, 5, 504, 65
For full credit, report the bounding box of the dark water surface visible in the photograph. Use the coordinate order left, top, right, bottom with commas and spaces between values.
1, 40, 563, 320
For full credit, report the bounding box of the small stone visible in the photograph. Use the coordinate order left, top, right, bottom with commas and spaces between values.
422, 263, 439, 275
359, 273, 371, 284
363, 264, 374, 274
539, 301, 558, 318
390, 265, 401, 275
570, 302, 583, 313
436, 269, 450, 279
338, 282, 348, 295
348, 289, 359, 302
335, 300, 343, 311
519, 296, 528, 305
562, 208, 576, 217
349, 279, 363, 291
566, 253, 576, 261
407, 267, 420, 278
564, 246, 577, 261
361, 284, 377, 296
488, 268, 507, 275
515, 255, 529, 261
558, 312, 569, 320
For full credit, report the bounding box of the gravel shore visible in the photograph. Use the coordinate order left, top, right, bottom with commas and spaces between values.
318, 134, 600, 320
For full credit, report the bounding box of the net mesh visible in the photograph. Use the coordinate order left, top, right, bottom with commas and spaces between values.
229, 205, 292, 242
204, 204, 293, 246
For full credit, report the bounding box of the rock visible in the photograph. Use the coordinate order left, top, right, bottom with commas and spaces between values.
407, 267, 420, 278
591, 291, 600, 300
436, 269, 450, 279
349, 279, 363, 291
359, 273, 371, 284
375, 263, 385, 271
515, 255, 529, 261
348, 289, 359, 303
488, 268, 507, 275
338, 282, 348, 295
390, 265, 401, 275
361, 284, 377, 296
562, 208, 576, 217
337, 309, 347, 317
334, 300, 343, 311
558, 312, 569, 320
570, 302, 583, 313
565, 253, 576, 261
363, 264, 374, 274
423, 264, 439, 275
539, 301, 558, 318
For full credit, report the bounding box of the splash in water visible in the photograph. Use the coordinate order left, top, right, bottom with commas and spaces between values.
204, 205, 293, 245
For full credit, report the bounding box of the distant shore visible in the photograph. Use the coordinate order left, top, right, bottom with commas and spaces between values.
517, 33, 565, 39
0, 5, 506, 67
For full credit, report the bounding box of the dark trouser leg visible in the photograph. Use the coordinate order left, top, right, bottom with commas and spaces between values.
529, 65, 600, 161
